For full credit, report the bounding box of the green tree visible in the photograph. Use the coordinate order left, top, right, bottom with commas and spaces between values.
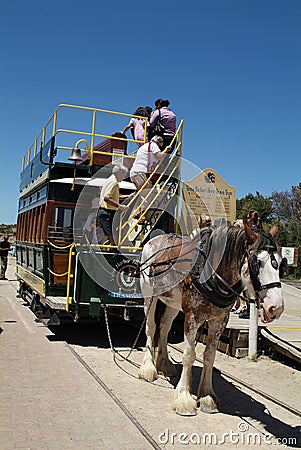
271, 183, 301, 249
237, 185, 301, 277
236, 192, 273, 226
0, 224, 16, 237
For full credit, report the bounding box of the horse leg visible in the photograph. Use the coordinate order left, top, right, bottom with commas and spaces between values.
173, 313, 199, 416
138, 297, 158, 382
156, 305, 179, 377
197, 312, 230, 413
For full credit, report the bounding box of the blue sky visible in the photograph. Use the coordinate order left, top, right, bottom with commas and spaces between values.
1, 0, 300, 223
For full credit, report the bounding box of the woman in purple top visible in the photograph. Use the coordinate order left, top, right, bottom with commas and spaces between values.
149, 99, 176, 152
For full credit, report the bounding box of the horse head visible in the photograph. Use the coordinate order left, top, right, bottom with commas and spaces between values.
243, 223, 284, 323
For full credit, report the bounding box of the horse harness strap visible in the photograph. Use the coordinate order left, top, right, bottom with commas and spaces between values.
190, 228, 244, 308
247, 230, 281, 292
146, 234, 194, 277
141, 228, 281, 309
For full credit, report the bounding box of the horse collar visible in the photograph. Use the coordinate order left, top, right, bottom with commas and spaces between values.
190, 228, 243, 308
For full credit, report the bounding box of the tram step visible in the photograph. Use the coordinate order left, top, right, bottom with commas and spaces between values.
45, 296, 66, 309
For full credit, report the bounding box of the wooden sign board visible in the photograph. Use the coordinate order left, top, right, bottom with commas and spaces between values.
182, 168, 236, 232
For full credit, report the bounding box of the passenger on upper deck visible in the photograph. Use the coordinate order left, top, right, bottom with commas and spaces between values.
122, 107, 152, 147
149, 99, 176, 152
97, 165, 129, 246
129, 136, 172, 218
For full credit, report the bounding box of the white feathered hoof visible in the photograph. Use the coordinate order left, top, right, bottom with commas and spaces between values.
198, 395, 219, 414
138, 359, 158, 382
173, 391, 198, 416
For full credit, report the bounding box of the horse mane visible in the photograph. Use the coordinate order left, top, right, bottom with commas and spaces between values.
211, 224, 247, 275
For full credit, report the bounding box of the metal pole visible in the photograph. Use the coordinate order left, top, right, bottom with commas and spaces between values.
248, 299, 258, 359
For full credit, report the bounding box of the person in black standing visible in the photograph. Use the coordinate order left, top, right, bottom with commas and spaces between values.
0, 236, 12, 280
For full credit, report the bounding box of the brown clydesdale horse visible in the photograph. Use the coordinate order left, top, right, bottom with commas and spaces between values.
138, 223, 284, 415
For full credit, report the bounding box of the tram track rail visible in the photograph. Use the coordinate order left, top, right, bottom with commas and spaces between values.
66, 343, 162, 450
121, 317, 301, 419
11, 270, 300, 445
65, 329, 300, 449
167, 342, 301, 419
125, 315, 301, 420
66, 311, 301, 436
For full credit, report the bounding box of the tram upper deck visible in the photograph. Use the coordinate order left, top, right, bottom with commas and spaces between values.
18, 104, 183, 247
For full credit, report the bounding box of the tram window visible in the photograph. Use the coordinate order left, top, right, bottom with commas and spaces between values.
16, 248, 22, 263
39, 187, 47, 199
35, 249, 43, 273
21, 247, 26, 265
27, 248, 34, 268
55, 207, 74, 229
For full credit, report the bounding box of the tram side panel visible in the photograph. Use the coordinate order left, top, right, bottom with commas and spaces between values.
71, 251, 143, 320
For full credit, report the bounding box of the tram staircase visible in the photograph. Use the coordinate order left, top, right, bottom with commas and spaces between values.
117, 146, 181, 248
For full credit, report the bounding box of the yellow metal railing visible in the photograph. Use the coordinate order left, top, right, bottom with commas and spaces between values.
21, 103, 148, 171
66, 243, 75, 312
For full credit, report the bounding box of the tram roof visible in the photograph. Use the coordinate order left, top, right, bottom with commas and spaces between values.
50, 177, 136, 190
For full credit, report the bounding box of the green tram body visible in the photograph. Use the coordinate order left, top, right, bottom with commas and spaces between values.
16, 104, 183, 324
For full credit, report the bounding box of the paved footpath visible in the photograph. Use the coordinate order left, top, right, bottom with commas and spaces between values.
0, 258, 154, 450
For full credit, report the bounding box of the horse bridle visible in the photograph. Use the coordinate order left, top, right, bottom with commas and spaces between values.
246, 229, 282, 295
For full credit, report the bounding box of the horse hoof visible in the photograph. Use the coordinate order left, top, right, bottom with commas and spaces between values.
138, 362, 158, 382
173, 393, 197, 416
198, 395, 219, 414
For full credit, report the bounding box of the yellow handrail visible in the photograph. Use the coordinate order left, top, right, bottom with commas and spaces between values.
21, 103, 149, 171
66, 243, 75, 312
47, 239, 74, 250
48, 268, 69, 277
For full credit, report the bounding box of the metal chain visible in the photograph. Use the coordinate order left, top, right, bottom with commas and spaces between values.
125, 315, 146, 360
102, 299, 154, 362
103, 305, 115, 353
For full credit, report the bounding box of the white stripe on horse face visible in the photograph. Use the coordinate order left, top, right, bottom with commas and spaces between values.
257, 250, 284, 322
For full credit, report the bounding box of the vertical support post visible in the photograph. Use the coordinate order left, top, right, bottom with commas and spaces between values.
90, 109, 97, 167
248, 299, 258, 359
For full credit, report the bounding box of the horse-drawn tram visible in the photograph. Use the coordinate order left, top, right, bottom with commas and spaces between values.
15, 103, 288, 418
16, 103, 184, 325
